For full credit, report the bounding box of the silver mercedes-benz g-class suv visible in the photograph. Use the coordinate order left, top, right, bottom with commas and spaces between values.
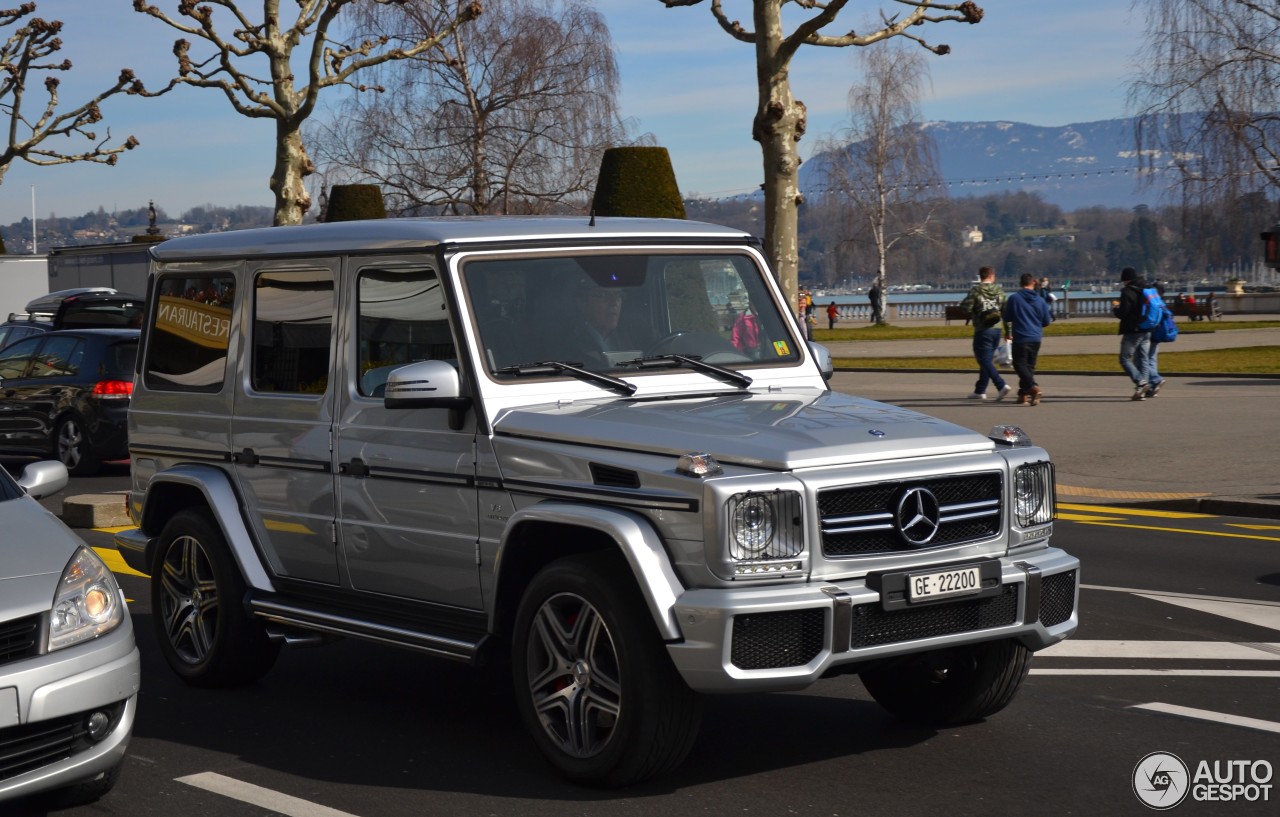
117, 217, 1077, 786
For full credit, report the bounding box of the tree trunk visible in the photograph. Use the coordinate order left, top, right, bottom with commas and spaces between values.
270, 123, 314, 226
752, 8, 804, 315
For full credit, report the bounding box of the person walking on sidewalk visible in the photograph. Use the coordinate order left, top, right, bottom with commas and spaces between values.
1113, 267, 1153, 401
959, 266, 1011, 401
868, 283, 884, 324
1003, 272, 1055, 405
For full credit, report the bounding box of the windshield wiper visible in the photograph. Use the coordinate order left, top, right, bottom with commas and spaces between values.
494, 360, 637, 396
619, 354, 753, 389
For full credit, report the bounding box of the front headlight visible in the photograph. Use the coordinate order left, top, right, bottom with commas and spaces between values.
727, 490, 804, 575
48, 546, 125, 652
1014, 461, 1056, 527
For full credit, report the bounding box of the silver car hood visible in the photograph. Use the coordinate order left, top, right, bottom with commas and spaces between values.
492, 390, 993, 470
0, 496, 80, 580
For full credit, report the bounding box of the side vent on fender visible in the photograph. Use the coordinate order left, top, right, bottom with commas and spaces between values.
590, 463, 641, 489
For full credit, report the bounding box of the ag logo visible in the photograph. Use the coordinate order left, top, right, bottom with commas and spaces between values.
1133, 752, 1190, 809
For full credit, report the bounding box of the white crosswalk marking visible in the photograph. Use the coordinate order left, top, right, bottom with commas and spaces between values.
177, 772, 363, 817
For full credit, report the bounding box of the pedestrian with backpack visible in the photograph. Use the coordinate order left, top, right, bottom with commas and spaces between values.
1003, 272, 1055, 405
959, 266, 1012, 400
1113, 267, 1157, 401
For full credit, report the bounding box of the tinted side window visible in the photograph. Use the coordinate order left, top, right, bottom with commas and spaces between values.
356, 267, 452, 397
252, 269, 334, 394
27, 336, 83, 378
0, 337, 41, 379
145, 274, 234, 392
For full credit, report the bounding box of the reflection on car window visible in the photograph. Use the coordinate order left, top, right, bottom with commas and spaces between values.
27, 336, 83, 378
252, 270, 334, 394
463, 252, 799, 377
356, 267, 451, 397
146, 273, 234, 392
0, 337, 41, 379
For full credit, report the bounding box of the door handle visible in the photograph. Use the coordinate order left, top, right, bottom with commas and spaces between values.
234, 448, 260, 466
340, 458, 370, 477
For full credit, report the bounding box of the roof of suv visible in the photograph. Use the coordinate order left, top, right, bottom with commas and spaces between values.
149, 216, 757, 261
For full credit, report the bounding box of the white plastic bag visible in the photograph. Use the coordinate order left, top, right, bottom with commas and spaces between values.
994, 338, 1013, 368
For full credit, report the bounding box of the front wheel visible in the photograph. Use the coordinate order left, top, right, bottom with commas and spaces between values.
860, 639, 1032, 727
511, 554, 702, 787
150, 508, 279, 687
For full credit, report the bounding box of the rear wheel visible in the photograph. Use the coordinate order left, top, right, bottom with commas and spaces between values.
511, 553, 702, 787
860, 639, 1032, 727
54, 416, 100, 477
150, 508, 279, 687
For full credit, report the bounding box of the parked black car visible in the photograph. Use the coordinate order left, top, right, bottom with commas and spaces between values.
0, 288, 145, 350
0, 329, 138, 475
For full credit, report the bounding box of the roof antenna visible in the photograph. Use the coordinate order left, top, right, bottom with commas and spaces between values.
589, 209, 596, 227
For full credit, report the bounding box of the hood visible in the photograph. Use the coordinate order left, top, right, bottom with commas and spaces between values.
493, 390, 993, 470
0, 496, 82, 580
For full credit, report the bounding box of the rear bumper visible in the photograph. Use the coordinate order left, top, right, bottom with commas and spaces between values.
667, 547, 1079, 693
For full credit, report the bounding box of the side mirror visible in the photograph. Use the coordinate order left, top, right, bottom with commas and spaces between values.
17, 460, 69, 499
808, 342, 834, 381
384, 360, 472, 429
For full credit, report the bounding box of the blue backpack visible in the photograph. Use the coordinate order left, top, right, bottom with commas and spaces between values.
1137, 286, 1165, 331
1151, 303, 1179, 343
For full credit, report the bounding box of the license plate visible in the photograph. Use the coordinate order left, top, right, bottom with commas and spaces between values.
907, 566, 982, 603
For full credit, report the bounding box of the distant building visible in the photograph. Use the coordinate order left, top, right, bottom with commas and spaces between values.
961, 226, 984, 247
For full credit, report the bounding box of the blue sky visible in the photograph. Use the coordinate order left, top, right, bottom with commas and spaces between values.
0, 1, 1137, 226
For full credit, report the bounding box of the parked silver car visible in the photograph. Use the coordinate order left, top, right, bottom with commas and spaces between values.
0, 461, 139, 806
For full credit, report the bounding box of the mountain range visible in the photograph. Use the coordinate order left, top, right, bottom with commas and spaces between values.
802, 116, 1169, 212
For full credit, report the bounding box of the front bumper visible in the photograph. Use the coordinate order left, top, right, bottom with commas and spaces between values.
667, 547, 1078, 693
0, 615, 140, 802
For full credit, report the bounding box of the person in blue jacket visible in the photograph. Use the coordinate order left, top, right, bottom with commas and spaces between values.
1002, 272, 1055, 405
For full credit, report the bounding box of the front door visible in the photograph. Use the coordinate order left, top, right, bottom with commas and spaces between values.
333, 262, 482, 609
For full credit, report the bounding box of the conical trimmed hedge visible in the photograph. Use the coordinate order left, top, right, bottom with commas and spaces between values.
326, 184, 387, 222
591, 147, 686, 219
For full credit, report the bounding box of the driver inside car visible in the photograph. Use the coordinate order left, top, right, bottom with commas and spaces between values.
568, 282, 624, 369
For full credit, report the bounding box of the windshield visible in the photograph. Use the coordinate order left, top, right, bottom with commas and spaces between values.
462, 251, 801, 379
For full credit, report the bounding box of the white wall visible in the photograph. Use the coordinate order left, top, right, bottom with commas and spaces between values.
0, 256, 50, 319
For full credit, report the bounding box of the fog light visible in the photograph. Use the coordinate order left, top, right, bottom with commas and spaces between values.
86, 710, 112, 741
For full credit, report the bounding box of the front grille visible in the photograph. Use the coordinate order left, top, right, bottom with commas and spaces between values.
0, 614, 41, 667
0, 701, 126, 783
731, 609, 825, 670
849, 584, 1019, 649
1040, 570, 1077, 627
819, 473, 1003, 557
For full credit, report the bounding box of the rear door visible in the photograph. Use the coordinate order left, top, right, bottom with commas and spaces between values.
229, 263, 341, 585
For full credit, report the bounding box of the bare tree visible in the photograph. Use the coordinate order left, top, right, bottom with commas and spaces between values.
1130, 0, 1280, 206
659, 0, 983, 311
0, 3, 143, 187
815, 44, 941, 321
132, 0, 482, 226
312, 0, 628, 215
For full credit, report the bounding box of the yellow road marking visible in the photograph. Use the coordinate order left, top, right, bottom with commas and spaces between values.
95, 524, 136, 534
1058, 484, 1209, 501
1074, 519, 1280, 542
1056, 512, 1126, 522
1229, 524, 1280, 531
93, 546, 148, 578
1057, 503, 1215, 519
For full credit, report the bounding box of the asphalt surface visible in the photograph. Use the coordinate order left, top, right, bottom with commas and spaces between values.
826, 314, 1280, 519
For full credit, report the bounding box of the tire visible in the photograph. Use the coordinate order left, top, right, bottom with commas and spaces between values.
511, 553, 702, 787
150, 508, 279, 687
860, 639, 1032, 728
54, 415, 100, 477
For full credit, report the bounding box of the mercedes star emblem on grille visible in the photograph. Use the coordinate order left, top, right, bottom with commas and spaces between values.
896, 487, 941, 545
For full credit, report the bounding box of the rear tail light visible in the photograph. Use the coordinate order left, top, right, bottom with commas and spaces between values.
92, 380, 134, 397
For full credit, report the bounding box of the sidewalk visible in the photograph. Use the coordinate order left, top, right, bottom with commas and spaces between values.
826, 319, 1280, 518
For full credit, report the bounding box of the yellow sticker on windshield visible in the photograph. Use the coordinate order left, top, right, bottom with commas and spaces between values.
773, 340, 790, 356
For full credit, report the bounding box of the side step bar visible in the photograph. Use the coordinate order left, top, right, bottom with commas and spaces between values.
248, 597, 487, 664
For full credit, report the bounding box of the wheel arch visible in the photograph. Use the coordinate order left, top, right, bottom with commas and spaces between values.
491, 502, 685, 643
139, 463, 275, 592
